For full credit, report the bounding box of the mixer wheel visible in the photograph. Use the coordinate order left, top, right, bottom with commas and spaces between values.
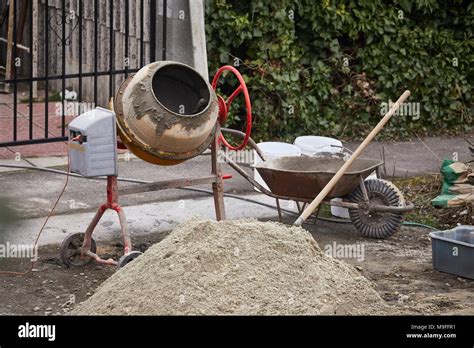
60, 233, 96, 267
117, 251, 142, 269
348, 179, 405, 239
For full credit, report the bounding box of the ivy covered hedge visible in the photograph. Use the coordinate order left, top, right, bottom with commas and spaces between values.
205, 0, 473, 141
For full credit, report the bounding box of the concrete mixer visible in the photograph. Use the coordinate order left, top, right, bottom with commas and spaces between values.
61, 62, 253, 269
114, 61, 219, 166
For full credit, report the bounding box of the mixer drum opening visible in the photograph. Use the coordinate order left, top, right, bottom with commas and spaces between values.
152, 64, 211, 116
115, 61, 219, 166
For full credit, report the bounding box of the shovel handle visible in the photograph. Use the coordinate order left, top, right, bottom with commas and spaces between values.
294, 90, 411, 226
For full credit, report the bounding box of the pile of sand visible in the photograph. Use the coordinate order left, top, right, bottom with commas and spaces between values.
73, 219, 392, 315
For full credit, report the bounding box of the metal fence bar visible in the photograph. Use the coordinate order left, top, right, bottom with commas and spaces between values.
2, 68, 141, 84
162, 0, 167, 60
61, 0, 66, 137
0, 137, 68, 147
29, 0, 33, 140
13, 0, 17, 141
149, 0, 156, 62
44, 0, 49, 139
124, 0, 129, 78
78, 0, 83, 103
94, 0, 98, 106
140, 0, 144, 67
109, 0, 114, 98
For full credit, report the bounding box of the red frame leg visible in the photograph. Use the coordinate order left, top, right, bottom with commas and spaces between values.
81, 176, 131, 265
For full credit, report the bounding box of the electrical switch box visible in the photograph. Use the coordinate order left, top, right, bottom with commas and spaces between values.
68, 107, 118, 177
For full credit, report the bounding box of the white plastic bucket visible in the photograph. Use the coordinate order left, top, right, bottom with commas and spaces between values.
253, 142, 301, 192
330, 170, 378, 219
330, 198, 350, 219
294, 135, 351, 219
294, 136, 343, 156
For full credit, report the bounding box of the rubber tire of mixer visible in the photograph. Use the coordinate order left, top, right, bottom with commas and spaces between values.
117, 251, 143, 269
60, 233, 97, 267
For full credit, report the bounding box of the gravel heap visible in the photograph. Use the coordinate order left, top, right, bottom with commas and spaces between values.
73, 219, 391, 315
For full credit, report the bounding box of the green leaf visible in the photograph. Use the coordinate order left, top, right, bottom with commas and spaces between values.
253, 28, 262, 37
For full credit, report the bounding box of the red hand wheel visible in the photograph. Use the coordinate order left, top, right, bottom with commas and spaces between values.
211, 65, 252, 151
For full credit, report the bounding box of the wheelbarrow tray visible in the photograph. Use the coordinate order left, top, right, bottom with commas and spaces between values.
255, 156, 383, 200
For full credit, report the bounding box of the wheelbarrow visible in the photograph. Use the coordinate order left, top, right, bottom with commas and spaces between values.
221, 128, 414, 239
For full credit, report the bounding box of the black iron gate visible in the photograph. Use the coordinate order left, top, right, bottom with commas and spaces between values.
0, 0, 166, 147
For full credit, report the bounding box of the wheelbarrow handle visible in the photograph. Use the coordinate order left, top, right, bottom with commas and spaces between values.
221, 128, 266, 161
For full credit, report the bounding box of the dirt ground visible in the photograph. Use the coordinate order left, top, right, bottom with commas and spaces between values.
308, 220, 473, 315
0, 220, 472, 315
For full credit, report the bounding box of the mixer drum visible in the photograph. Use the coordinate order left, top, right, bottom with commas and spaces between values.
114, 61, 219, 165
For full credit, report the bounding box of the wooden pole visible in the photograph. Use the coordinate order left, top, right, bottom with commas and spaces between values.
294, 90, 411, 227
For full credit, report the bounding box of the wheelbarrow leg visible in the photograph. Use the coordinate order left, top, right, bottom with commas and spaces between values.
275, 198, 282, 223
359, 175, 370, 203
312, 205, 321, 225
296, 201, 302, 214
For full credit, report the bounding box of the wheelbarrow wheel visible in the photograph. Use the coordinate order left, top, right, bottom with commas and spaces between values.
60, 233, 97, 267
348, 179, 405, 239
